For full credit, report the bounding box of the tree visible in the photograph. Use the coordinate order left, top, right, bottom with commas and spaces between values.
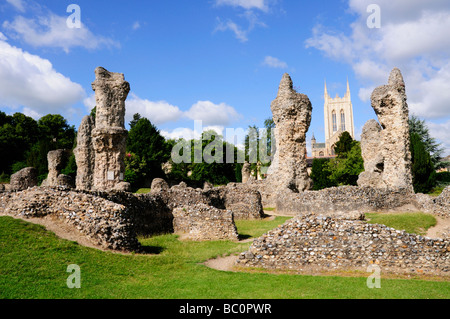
327, 142, 364, 186
129, 113, 141, 129
310, 158, 336, 190
0, 112, 39, 175
410, 132, 436, 193
26, 114, 76, 178
409, 115, 443, 165
126, 117, 171, 188
334, 131, 355, 158
326, 132, 364, 186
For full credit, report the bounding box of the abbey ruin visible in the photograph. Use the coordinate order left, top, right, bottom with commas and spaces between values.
0, 67, 448, 277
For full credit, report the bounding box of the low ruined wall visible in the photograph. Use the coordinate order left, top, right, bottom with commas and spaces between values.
274, 186, 416, 216
77, 189, 174, 237
0, 187, 140, 252
173, 204, 239, 241
166, 182, 264, 220
237, 214, 450, 276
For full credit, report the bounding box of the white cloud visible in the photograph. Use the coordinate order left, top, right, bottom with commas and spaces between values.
132, 21, 141, 30
6, 0, 25, 12
0, 38, 85, 115
215, 18, 249, 42
305, 1, 450, 119
3, 13, 119, 53
428, 120, 450, 157
161, 125, 225, 141
215, 0, 269, 12
83, 94, 96, 112
263, 56, 288, 69
125, 94, 184, 126
213, 3, 268, 42
185, 100, 241, 126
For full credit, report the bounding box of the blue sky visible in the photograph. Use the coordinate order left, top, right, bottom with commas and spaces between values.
1, 0, 450, 156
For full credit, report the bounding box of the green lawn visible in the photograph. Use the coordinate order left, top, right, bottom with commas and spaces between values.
0, 215, 448, 299
135, 188, 151, 194
365, 212, 437, 236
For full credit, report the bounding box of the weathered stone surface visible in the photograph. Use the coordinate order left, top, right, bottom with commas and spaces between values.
241, 162, 251, 184
172, 204, 239, 241
112, 182, 131, 192
87, 67, 130, 191
10, 167, 38, 191
360, 68, 413, 192
42, 149, 73, 188
237, 214, 449, 276
357, 119, 385, 188
0, 187, 140, 251
74, 115, 95, 190
92, 67, 130, 129
274, 186, 419, 216
151, 178, 170, 193
265, 73, 312, 193
223, 183, 264, 220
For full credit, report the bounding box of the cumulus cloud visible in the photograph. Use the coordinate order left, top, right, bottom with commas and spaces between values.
0, 38, 85, 115
262, 56, 288, 69
306, 0, 450, 153
306, 1, 450, 117
125, 93, 184, 126
3, 12, 119, 53
428, 120, 450, 157
185, 100, 241, 126
215, 18, 249, 42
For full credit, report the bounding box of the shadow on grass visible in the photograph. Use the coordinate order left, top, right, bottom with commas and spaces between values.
238, 233, 252, 241
138, 245, 165, 255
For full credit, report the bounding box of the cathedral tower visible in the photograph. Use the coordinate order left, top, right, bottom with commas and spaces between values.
311, 79, 355, 157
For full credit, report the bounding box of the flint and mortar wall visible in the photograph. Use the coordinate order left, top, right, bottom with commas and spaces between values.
238, 214, 449, 277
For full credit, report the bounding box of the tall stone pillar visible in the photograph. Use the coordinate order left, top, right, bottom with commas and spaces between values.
358, 68, 413, 193
74, 115, 94, 190
91, 67, 130, 191
266, 73, 312, 192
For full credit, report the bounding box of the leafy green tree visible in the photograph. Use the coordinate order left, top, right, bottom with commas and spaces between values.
126, 117, 171, 188
327, 142, 364, 186
334, 131, 355, 158
190, 130, 238, 185
326, 132, 364, 186
25, 114, 76, 177
410, 132, 437, 193
129, 113, 141, 129
0, 112, 39, 175
310, 158, 337, 190
409, 115, 443, 165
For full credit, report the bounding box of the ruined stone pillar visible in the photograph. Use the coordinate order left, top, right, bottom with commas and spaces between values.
74, 115, 94, 190
91, 67, 130, 191
266, 73, 312, 192
358, 68, 413, 192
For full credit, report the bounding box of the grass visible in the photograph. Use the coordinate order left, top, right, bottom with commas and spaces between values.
365, 212, 437, 236
428, 186, 446, 197
135, 188, 151, 194
0, 215, 449, 299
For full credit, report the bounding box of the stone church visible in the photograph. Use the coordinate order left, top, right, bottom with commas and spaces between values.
311, 79, 355, 158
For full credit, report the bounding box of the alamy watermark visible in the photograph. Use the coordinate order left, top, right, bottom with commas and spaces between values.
66, 4, 81, 29
367, 4, 381, 29
366, 264, 381, 289
170, 120, 275, 166
66, 264, 81, 289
